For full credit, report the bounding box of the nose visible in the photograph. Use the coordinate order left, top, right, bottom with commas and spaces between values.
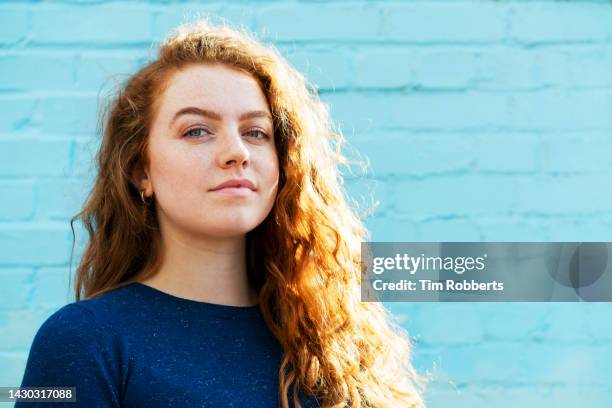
216, 128, 250, 168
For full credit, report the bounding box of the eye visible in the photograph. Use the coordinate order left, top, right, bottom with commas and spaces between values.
183, 127, 211, 138
244, 129, 270, 140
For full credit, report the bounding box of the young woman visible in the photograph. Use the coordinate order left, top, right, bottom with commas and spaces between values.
17, 19, 426, 408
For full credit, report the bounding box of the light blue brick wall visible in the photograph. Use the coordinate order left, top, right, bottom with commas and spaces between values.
1, 1, 611, 407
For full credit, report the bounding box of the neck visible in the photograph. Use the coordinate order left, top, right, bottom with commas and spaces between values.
139, 224, 258, 307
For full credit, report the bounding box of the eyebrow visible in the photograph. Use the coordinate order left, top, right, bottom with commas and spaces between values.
170, 107, 273, 126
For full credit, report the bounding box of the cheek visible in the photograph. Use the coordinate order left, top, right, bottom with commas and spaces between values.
149, 146, 207, 196
261, 152, 280, 190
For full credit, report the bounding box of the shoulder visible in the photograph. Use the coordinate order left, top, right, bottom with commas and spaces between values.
40, 302, 95, 327
20, 303, 125, 405
32, 284, 137, 351
50, 283, 141, 329
31, 303, 107, 355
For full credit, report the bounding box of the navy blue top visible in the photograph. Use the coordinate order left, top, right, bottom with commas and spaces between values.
17, 282, 321, 407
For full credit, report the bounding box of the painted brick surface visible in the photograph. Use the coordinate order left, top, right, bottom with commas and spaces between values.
1, 1, 611, 407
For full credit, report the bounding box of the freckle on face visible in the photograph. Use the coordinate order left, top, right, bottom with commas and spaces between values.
146, 63, 280, 239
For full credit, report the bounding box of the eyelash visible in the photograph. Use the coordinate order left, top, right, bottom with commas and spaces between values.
183, 127, 270, 140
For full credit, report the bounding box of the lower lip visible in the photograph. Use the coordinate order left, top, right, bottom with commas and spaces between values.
209, 187, 255, 197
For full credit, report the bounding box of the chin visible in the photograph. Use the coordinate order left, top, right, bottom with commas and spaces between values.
203, 226, 257, 239
200, 217, 265, 237
175, 205, 272, 237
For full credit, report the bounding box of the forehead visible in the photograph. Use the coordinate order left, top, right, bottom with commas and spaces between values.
157, 63, 270, 117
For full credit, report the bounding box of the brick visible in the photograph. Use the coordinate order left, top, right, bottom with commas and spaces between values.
586, 303, 612, 341
34, 178, 90, 221
344, 176, 393, 216
508, 89, 612, 130
526, 344, 612, 385
0, 308, 59, 350
0, 268, 33, 310
31, 5, 152, 45
39, 95, 99, 134
560, 45, 612, 88
32, 267, 73, 308
354, 44, 612, 91
474, 133, 538, 172
539, 132, 612, 172
416, 343, 611, 385
424, 384, 612, 408
216, 4, 258, 33
411, 49, 480, 89
152, 5, 224, 42
323, 92, 509, 131
414, 344, 525, 384
510, 3, 612, 43
408, 303, 483, 345
352, 47, 417, 88
379, 3, 507, 43
0, 352, 28, 385
532, 303, 594, 342
393, 174, 521, 216
0, 180, 35, 221
0, 224, 71, 265
284, 48, 351, 90
68, 221, 90, 260
416, 218, 481, 241
0, 7, 29, 44
516, 174, 612, 214
365, 215, 420, 242
475, 47, 561, 90
72, 137, 100, 178
475, 303, 549, 340
0, 97, 36, 131
75, 53, 146, 91
476, 46, 612, 90
0, 137, 71, 177
254, 4, 380, 41
351, 47, 533, 90
349, 132, 475, 176
153, 4, 253, 42
543, 217, 612, 242
475, 217, 547, 241
383, 302, 421, 328
0, 54, 74, 91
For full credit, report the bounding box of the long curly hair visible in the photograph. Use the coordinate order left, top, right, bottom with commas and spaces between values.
70, 17, 426, 408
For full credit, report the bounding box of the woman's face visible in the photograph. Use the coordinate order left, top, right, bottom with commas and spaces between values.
141, 63, 279, 239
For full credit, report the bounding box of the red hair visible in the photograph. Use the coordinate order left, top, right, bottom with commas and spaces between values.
70, 18, 427, 408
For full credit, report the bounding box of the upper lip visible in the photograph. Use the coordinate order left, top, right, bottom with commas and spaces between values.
209, 178, 256, 191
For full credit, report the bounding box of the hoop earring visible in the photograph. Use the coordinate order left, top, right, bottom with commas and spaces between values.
140, 190, 152, 205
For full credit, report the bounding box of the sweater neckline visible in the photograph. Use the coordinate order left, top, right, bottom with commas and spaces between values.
130, 282, 261, 319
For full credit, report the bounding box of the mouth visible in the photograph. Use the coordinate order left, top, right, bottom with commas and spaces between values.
209, 178, 256, 192
209, 186, 256, 197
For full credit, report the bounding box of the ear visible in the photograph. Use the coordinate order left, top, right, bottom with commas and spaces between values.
131, 162, 153, 197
